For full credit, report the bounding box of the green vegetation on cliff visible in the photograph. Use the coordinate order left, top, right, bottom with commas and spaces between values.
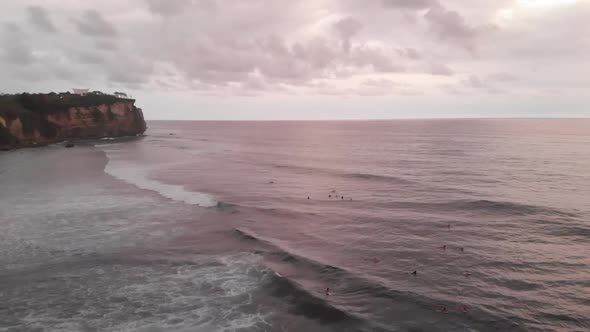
0, 92, 132, 119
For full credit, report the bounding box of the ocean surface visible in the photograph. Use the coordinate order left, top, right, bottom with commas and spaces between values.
1, 119, 589, 332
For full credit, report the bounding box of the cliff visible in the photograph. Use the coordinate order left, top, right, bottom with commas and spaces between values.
0, 92, 146, 150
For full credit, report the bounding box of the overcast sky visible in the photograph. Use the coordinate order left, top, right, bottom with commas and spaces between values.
0, 0, 588, 119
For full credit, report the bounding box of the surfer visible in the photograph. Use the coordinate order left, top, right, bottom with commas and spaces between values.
325, 287, 330, 296
436, 306, 448, 313
460, 306, 469, 313
411, 270, 417, 276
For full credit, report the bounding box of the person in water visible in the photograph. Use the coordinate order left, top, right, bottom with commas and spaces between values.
325, 287, 330, 296
461, 306, 469, 313
307, 196, 310, 200
436, 306, 448, 313
329, 194, 331, 198
341, 196, 344, 200
460, 247, 464, 252
442, 245, 447, 250
411, 270, 417, 276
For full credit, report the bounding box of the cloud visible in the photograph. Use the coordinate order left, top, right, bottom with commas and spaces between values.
438, 83, 464, 95
241, 74, 268, 91
292, 37, 339, 71
311, 81, 353, 96
333, 16, 363, 52
95, 40, 118, 51
27, 6, 57, 33
107, 56, 153, 86
428, 62, 453, 76
377, 0, 497, 54
424, 5, 496, 52
145, 0, 195, 16
464, 74, 485, 88
489, 72, 518, 82
0, 0, 587, 101
74, 51, 106, 65
2, 44, 34, 65
0, 23, 34, 65
462, 74, 509, 94
486, 87, 506, 95
360, 78, 401, 95
397, 48, 421, 60
74, 10, 117, 37
382, 0, 438, 10
351, 45, 405, 73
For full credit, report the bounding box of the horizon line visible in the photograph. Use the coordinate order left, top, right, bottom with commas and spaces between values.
145, 117, 590, 122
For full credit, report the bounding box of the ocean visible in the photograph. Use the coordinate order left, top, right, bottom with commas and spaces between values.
0, 119, 589, 332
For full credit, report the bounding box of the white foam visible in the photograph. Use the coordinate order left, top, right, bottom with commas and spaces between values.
99, 146, 217, 207
8, 253, 271, 332
118, 253, 269, 332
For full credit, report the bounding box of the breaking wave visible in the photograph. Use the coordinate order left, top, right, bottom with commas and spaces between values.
98, 145, 217, 207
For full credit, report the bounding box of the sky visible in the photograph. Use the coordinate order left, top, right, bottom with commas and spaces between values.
0, 0, 588, 120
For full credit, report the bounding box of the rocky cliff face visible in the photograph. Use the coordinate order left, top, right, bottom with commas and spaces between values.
0, 93, 146, 150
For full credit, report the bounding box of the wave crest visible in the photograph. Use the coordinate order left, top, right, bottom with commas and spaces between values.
99, 145, 217, 207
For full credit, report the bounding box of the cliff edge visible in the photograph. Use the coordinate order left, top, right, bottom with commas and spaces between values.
0, 92, 146, 150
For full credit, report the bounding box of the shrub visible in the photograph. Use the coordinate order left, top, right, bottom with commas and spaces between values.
106, 108, 115, 121
0, 124, 16, 145
0, 95, 28, 118
19, 111, 59, 137
91, 107, 105, 123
